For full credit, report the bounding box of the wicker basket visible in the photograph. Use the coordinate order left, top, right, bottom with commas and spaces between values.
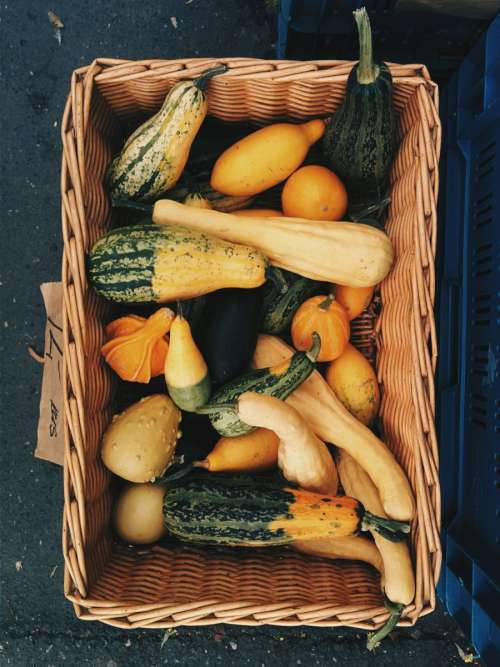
60, 57, 440, 630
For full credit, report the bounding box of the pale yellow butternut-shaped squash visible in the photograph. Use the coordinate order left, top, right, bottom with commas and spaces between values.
152, 201, 394, 288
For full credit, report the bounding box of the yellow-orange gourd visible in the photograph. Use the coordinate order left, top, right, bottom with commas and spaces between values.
194, 428, 279, 473
164, 315, 210, 411
291, 295, 350, 362
282, 165, 347, 221
210, 120, 325, 196
325, 343, 380, 426
233, 209, 283, 217
334, 284, 374, 320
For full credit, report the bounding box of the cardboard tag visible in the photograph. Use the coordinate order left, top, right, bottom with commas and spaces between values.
35, 282, 64, 466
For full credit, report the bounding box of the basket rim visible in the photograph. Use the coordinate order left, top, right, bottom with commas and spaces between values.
60, 56, 441, 630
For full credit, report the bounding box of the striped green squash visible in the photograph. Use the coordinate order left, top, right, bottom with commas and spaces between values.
322, 8, 396, 223
261, 267, 320, 335
163, 475, 410, 546
196, 333, 320, 436
87, 224, 267, 304
106, 66, 226, 203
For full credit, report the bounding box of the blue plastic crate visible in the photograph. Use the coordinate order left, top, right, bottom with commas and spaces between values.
278, 0, 491, 82
437, 15, 500, 666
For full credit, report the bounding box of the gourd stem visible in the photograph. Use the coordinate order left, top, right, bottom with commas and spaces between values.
194, 64, 228, 90
306, 332, 321, 362
157, 463, 194, 484
354, 8, 377, 84
362, 511, 410, 542
318, 294, 334, 310
366, 598, 404, 651
111, 198, 152, 212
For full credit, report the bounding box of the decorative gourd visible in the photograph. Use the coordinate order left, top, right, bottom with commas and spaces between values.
152, 200, 393, 287
114, 483, 167, 545
198, 287, 263, 386
197, 334, 321, 437
101, 394, 181, 483
106, 65, 226, 202
162, 475, 410, 546
294, 536, 384, 575
325, 343, 380, 426
88, 224, 267, 304
233, 209, 283, 217
101, 308, 174, 383
253, 335, 415, 521
291, 295, 350, 362
210, 120, 326, 196
194, 428, 279, 473
165, 315, 210, 411
282, 165, 348, 221
334, 284, 374, 320
261, 268, 320, 335
337, 450, 415, 649
322, 8, 396, 221
237, 392, 338, 496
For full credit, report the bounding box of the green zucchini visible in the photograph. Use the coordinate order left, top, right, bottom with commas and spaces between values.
162, 475, 411, 547
261, 267, 320, 334
106, 66, 226, 202
322, 8, 396, 222
196, 333, 320, 436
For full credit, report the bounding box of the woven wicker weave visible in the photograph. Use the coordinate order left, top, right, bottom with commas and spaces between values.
60, 57, 440, 630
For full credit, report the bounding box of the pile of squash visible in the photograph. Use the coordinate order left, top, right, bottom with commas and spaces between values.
90, 9, 416, 649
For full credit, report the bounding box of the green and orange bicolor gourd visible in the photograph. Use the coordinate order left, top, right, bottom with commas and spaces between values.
162, 474, 410, 547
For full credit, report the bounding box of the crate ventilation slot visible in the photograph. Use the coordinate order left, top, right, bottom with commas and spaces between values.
473, 193, 493, 229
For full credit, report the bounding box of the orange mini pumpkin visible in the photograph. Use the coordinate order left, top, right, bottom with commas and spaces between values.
291, 295, 349, 362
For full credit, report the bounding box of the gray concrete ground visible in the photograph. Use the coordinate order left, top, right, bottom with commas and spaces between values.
0, 2, 479, 665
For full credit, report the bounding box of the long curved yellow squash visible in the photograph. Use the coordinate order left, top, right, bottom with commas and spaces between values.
253, 334, 415, 522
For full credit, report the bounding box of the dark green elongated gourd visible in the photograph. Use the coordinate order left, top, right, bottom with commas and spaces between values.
322, 8, 396, 222
162, 475, 411, 547
196, 334, 321, 436
261, 267, 320, 335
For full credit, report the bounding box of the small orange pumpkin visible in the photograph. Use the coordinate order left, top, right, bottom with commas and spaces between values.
291, 295, 349, 362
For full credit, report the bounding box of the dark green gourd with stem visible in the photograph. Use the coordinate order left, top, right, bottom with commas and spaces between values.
322, 8, 396, 225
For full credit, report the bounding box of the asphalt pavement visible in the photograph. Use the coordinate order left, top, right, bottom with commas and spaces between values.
0, 2, 480, 665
